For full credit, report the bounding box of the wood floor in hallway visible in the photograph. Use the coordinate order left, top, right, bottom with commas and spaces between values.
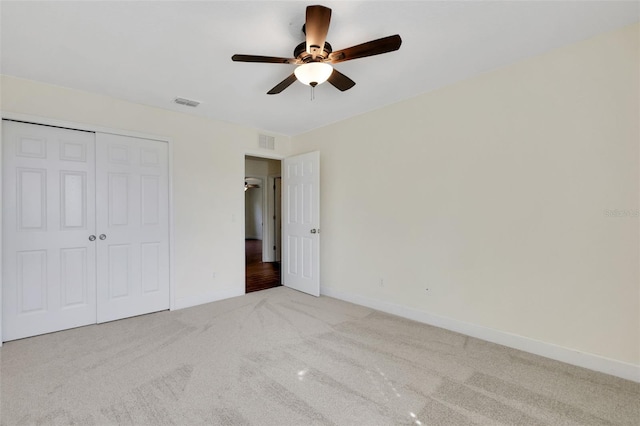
245, 239, 281, 293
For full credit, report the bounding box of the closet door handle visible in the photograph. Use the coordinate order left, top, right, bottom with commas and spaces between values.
99, 234, 107, 240
88, 235, 96, 241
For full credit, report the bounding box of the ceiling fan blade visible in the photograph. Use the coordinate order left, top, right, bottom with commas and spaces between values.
267, 73, 298, 95
328, 34, 402, 64
327, 69, 356, 92
305, 5, 332, 59
232, 54, 298, 64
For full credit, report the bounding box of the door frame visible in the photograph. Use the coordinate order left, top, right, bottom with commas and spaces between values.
243, 151, 284, 292
0, 111, 176, 345
269, 175, 282, 263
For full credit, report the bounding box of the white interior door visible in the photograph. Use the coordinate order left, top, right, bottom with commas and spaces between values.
2, 121, 97, 341
282, 151, 320, 296
95, 133, 170, 323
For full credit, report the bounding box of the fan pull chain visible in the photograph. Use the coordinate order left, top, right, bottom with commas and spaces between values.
310, 86, 315, 101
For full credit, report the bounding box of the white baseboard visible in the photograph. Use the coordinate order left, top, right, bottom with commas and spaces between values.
320, 286, 640, 383
173, 287, 244, 310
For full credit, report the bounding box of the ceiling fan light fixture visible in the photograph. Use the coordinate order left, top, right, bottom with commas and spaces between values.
294, 62, 333, 87
231, 5, 401, 94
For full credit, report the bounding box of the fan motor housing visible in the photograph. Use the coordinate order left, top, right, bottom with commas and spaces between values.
294, 41, 332, 62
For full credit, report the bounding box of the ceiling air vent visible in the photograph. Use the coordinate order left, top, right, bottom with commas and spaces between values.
259, 134, 275, 150
173, 97, 200, 107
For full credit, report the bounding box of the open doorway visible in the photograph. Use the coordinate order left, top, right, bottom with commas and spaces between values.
245, 156, 282, 293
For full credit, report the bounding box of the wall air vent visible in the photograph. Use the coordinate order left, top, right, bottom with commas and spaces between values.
259, 134, 275, 150
173, 97, 200, 107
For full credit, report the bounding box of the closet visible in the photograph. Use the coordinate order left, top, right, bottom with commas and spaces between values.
2, 120, 170, 341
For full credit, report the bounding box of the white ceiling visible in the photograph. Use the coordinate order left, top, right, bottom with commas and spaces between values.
1, 1, 638, 136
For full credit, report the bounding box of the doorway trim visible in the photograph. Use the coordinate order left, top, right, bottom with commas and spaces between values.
243, 150, 284, 293
0, 111, 176, 345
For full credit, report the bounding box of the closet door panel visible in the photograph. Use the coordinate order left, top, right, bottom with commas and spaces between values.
2, 121, 96, 341
95, 133, 169, 323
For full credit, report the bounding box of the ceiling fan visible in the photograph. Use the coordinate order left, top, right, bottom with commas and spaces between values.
231, 4, 402, 95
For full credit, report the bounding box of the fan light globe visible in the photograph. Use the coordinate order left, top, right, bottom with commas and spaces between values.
294, 62, 333, 87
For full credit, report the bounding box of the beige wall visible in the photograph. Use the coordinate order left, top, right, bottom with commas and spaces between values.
245, 157, 268, 177
292, 24, 639, 366
244, 185, 263, 240
245, 156, 281, 177
1, 23, 637, 371
0, 76, 292, 306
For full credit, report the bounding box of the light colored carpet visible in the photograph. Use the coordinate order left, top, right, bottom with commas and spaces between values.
1, 286, 638, 425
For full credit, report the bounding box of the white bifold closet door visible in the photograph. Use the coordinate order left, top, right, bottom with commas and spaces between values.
95, 133, 170, 323
2, 121, 170, 341
2, 122, 97, 340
